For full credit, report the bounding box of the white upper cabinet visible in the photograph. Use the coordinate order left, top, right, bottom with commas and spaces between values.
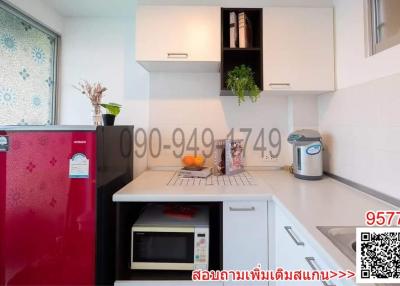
263, 8, 334, 93
136, 6, 221, 72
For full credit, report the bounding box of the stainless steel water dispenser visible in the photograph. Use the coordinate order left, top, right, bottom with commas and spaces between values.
288, 129, 323, 180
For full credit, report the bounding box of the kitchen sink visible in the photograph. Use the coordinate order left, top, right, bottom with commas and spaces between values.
351, 241, 356, 252
317, 226, 357, 264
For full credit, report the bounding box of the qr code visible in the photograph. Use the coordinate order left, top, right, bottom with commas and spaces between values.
356, 227, 400, 284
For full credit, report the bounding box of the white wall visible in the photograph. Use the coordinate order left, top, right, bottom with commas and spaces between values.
289, 94, 319, 132
59, 15, 150, 177
7, 0, 63, 34
5, 1, 148, 177
334, 0, 400, 89
319, 0, 400, 199
8, 0, 150, 177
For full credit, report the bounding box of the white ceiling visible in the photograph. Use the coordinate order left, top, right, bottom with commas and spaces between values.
43, 0, 333, 17
138, 0, 333, 7
42, 0, 136, 17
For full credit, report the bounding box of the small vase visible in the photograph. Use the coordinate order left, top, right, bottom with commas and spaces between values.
92, 104, 102, 126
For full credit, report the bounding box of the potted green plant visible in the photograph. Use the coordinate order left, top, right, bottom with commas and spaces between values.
226, 65, 261, 105
100, 102, 121, 126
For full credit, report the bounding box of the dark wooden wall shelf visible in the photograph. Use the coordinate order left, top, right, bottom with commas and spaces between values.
221, 8, 263, 95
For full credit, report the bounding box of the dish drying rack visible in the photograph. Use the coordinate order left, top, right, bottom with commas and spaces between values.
167, 171, 256, 186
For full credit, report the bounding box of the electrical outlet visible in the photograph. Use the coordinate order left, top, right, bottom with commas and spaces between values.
264, 155, 279, 162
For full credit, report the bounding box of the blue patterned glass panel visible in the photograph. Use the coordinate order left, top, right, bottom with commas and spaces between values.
0, 4, 57, 125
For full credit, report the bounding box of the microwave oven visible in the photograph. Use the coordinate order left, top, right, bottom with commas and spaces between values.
131, 204, 209, 271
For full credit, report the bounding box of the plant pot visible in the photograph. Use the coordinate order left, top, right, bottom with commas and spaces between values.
102, 114, 115, 126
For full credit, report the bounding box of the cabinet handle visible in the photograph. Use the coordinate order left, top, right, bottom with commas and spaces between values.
305, 257, 335, 286
284, 226, 305, 246
269, 83, 291, 89
229, 206, 255, 212
269, 83, 291, 86
167, 53, 189, 59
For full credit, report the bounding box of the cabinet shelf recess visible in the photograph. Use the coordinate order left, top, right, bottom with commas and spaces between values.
221, 8, 263, 94
223, 47, 261, 51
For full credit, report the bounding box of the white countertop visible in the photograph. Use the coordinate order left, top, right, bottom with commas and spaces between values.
113, 169, 397, 278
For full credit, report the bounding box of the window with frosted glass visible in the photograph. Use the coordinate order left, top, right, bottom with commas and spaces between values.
0, 2, 58, 125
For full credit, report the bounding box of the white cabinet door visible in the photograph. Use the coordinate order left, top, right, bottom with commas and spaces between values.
223, 201, 268, 286
274, 207, 318, 286
274, 205, 340, 286
263, 8, 334, 92
136, 6, 220, 66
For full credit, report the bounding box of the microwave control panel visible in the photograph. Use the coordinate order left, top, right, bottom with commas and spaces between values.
193, 227, 209, 270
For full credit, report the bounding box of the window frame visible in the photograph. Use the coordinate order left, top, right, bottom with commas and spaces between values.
367, 0, 400, 55
0, 0, 60, 125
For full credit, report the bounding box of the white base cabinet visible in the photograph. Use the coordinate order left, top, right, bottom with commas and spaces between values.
223, 201, 269, 286
273, 204, 347, 286
274, 205, 321, 286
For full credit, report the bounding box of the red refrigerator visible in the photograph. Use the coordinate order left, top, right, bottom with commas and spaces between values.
0, 126, 133, 285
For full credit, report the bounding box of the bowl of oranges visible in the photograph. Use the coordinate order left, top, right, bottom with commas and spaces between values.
182, 155, 205, 169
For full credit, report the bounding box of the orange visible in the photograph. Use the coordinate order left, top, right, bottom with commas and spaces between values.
193, 156, 205, 167
182, 155, 195, 167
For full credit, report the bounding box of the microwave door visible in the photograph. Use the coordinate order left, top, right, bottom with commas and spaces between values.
131, 227, 195, 270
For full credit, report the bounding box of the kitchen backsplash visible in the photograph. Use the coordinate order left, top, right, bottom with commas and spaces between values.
319, 72, 400, 200
147, 72, 292, 168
